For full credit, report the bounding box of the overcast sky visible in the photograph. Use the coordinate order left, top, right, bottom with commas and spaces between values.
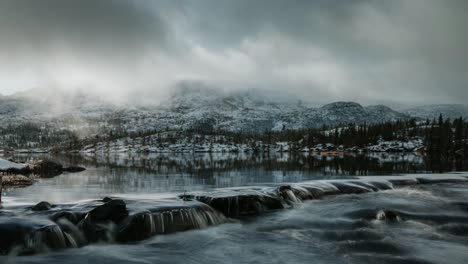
0, 0, 466, 106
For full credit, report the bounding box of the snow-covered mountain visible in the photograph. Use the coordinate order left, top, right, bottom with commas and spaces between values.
0, 87, 465, 134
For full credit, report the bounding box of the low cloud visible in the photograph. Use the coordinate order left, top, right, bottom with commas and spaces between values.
0, 0, 466, 106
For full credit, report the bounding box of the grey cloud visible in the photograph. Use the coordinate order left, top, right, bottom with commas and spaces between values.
0, 0, 167, 64
0, 0, 467, 106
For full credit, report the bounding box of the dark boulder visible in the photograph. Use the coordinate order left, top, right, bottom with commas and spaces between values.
28, 160, 63, 173
78, 199, 128, 242
0, 217, 66, 255
185, 189, 285, 217
31, 201, 54, 211
149, 202, 228, 233
117, 211, 155, 242
86, 199, 128, 223
102, 197, 114, 203
118, 201, 228, 242
50, 211, 85, 225
4, 160, 86, 178
55, 218, 87, 248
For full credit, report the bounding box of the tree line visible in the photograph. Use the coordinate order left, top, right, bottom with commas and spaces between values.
1, 116, 467, 159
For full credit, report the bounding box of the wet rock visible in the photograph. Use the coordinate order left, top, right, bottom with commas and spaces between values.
388, 178, 419, 186
50, 211, 85, 225
376, 210, 400, 222
86, 199, 128, 223
150, 202, 228, 233
330, 181, 372, 194
118, 202, 228, 242
297, 182, 340, 198
307, 181, 341, 196
28, 160, 63, 173
2, 160, 85, 178
0, 217, 66, 255
55, 218, 87, 248
275, 185, 301, 204
183, 189, 284, 217
367, 181, 394, 190
102, 197, 114, 203
0, 175, 33, 187
289, 185, 317, 200
117, 211, 154, 242
295, 185, 326, 199
79, 199, 129, 242
31, 201, 54, 211
349, 181, 380, 192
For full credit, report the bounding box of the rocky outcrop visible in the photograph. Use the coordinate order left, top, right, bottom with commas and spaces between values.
0, 159, 85, 178
0, 218, 67, 255
0, 159, 86, 203
78, 199, 129, 242
0, 176, 467, 255
31, 201, 55, 211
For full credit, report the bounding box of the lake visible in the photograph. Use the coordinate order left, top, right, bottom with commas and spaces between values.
1, 152, 468, 264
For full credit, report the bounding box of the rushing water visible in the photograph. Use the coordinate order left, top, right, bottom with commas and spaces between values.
1, 153, 468, 264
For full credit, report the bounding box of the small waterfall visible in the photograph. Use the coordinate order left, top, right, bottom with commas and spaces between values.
117, 202, 229, 242
148, 203, 228, 234
20, 221, 68, 254
63, 232, 77, 248
1, 176, 466, 256
57, 218, 87, 247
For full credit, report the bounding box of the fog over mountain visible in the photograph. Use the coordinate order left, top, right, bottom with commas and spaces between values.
0, 0, 467, 106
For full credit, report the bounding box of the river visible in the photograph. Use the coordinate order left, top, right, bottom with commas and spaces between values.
1, 152, 467, 264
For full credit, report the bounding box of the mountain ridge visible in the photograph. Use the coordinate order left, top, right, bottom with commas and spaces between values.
0, 87, 467, 134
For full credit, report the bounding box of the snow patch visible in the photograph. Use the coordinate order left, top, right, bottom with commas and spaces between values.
0, 158, 26, 170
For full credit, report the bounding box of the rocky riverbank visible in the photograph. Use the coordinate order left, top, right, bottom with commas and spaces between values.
0, 174, 467, 256
0, 159, 85, 201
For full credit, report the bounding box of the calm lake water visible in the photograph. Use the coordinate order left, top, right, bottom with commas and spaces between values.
1, 152, 468, 264
2, 152, 429, 202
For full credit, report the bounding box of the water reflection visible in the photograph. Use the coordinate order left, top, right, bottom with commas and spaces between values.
10, 152, 432, 175
2, 152, 466, 204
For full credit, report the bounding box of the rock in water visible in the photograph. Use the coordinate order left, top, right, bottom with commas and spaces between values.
63, 166, 86, 172
28, 160, 63, 173
79, 199, 129, 242
1, 159, 86, 178
117, 202, 228, 242
0, 218, 66, 255
183, 189, 285, 217
31, 201, 54, 211
376, 210, 400, 222
50, 211, 85, 225
117, 211, 155, 242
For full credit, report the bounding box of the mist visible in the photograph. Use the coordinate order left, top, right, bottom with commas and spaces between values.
0, 0, 467, 106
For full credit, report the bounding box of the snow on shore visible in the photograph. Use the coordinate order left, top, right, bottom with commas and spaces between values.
0, 158, 26, 170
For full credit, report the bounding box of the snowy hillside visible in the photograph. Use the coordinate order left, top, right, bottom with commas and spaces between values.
0, 87, 466, 137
